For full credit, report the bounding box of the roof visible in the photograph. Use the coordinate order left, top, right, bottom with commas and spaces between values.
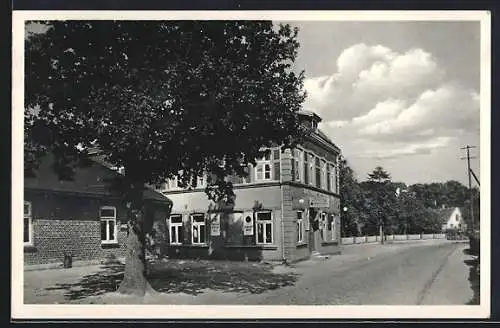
433, 207, 459, 224
24, 154, 171, 204
298, 110, 322, 122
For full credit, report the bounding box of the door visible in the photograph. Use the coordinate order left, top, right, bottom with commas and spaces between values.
308, 208, 316, 252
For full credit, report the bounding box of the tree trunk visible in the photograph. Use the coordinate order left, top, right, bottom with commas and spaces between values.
117, 218, 152, 295
379, 224, 384, 245
117, 181, 155, 296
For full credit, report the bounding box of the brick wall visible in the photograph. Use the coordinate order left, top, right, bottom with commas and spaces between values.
24, 190, 169, 265
24, 219, 128, 265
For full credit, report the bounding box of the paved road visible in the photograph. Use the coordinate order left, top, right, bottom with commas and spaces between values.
22, 239, 475, 306
226, 240, 474, 305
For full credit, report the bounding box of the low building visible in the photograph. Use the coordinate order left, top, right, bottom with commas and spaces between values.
23, 154, 172, 266
156, 111, 342, 263
437, 207, 467, 232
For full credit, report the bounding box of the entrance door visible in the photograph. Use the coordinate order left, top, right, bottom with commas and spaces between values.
308, 208, 316, 252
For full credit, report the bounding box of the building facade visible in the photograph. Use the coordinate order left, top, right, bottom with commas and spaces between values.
157, 111, 342, 263
23, 155, 172, 266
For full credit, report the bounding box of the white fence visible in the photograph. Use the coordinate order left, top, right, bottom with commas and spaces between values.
341, 233, 446, 245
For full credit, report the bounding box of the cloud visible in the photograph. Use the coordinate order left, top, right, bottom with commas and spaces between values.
304, 43, 444, 121
355, 136, 455, 159
304, 43, 480, 163
356, 83, 480, 140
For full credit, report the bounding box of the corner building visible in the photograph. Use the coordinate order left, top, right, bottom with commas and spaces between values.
157, 111, 342, 263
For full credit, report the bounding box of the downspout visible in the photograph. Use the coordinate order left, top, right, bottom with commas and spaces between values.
280, 148, 287, 264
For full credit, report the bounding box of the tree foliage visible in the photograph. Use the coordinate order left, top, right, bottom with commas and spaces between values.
339, 164, 476, 237
25, 20, 307, 201
338, 157, 362, 236
25, 20, 307, 295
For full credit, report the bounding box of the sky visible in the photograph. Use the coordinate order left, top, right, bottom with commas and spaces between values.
282, 21, 481, 186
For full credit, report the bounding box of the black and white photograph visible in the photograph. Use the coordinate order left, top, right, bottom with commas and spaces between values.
12, 10, 490, 319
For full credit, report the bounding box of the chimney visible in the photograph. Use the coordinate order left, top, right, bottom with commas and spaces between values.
442, 204, 446, 209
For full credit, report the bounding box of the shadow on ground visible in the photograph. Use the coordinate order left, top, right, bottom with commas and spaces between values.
44, 262, 124, 300
44, 260, 299, 301
463, 248, 480, 305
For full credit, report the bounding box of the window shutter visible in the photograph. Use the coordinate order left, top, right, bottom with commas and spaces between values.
291, 158, 296, 182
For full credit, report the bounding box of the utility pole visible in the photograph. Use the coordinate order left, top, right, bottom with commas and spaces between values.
461, 145, 477, 232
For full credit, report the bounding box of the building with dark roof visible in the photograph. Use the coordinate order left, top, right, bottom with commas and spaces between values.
23, 154, 172, 266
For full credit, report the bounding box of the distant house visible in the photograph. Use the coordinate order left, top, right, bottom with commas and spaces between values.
436, 207, 466, 232
23, 154, 172, 266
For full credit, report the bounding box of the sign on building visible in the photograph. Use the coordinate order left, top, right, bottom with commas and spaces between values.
243, 211, 254, 236
210, 213, 220, 236
309, 196, 329, 208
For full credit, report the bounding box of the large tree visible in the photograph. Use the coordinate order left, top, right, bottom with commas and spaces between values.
360, 166, 397, 241
25, 21, 307, 296
338, 156, 363, 237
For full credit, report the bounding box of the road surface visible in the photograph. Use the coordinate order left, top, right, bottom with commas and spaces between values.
228, 240, 474, 305
22, 239, 475, 306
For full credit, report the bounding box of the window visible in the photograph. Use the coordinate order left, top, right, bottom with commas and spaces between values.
308, 153, 315, 186
315, 157, 321, 188
169, 215, 183, 245
191, 214, 207, 245
255, 148, 280, 182
321, 159, 327, 190
197, 174, 206, 188
327, 165, 331, 191
100, 206, 117, 244
24, 201, 33, 245
303, 152, 309, 184
293, 148, 304, 183
297, 211, 305, 244
256, 151, 272, 181
256, 211, 273, 244
329, 163, 337, 193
